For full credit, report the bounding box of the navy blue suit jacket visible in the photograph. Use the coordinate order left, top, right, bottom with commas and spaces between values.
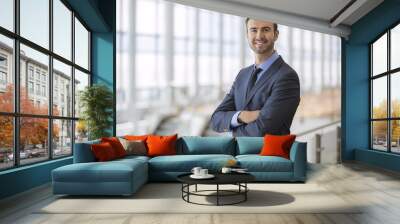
210, 56, 300, 136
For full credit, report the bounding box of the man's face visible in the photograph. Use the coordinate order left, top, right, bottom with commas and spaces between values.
246, 19, 278, 55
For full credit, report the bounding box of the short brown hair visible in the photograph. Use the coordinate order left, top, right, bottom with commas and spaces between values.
245, 17, 278, 31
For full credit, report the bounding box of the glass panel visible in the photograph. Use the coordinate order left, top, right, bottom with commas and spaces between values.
372, 77, 387, 119
0, 116, 13, 170
20, 117, 49, 165
391, 24, 400, 70
391, 72, 400, 118
391, 120, 400, 153
199, 10, 211, 39
174, 4, 187, 38
136, 0, 157, 35
53, 0, 72, 60
136, 36, 156, 53
53, 119, 72, 157
136, 54, 156, 88
53, 59, 72, 117
0, 34, 14, 112
74, 18, 89, 70
372, 33, 387, 76
75, 120, 88, 143
20, 44, 49, 115
0, 0, 14, 31
20, 0, 49, 49
74, 69, 89, 118
372, 121, 388, 151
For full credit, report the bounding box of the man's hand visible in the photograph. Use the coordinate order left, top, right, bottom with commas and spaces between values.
238, 110, 260, 124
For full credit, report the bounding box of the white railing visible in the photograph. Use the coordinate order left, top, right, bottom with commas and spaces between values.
295, 120, 341, 164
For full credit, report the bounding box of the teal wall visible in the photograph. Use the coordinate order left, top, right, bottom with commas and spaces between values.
343, 0, 400, 171
92, 32, 115, 135
0, 158, 72, 199
0, 0, 116, 200
355, 149, 400, 172
91, 0, 116, 135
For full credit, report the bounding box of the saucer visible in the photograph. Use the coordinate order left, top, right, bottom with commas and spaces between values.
232, 170, 249, 174
190, 174, 215, 179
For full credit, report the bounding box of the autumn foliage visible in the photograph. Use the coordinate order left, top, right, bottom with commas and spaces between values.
0, 84, 59, 150
372, 99, 400, 141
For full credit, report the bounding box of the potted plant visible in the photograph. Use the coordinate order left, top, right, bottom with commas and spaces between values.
79, 84, 113, 140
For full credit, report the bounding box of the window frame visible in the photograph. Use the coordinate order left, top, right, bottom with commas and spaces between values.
0, 0, 92, 171
370, 20, 400, 154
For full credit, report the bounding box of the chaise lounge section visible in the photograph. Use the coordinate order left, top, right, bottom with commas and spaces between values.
52, 140, 149, 196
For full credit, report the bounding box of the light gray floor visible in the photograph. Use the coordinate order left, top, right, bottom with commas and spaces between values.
1, 162, 400, 224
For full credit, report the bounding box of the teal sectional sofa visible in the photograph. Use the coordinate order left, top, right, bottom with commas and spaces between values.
52, 136, 307, 196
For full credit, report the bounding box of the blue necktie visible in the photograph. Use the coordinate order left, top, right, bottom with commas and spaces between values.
246, 67, 263, 98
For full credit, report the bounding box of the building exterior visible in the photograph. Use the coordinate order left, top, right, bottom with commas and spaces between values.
0, 41, 75, 153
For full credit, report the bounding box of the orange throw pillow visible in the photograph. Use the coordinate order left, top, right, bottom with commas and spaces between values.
124, 135, 149, 141
259, 134, 296, 159
146, 134, 178, 157
101, 137, 127, 158
91, 142, 117, 161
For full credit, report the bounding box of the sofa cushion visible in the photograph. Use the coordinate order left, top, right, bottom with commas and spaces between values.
91, 142, 118, 161
118, 138, 147, 156
260, 134, 296, 159
124, 135, 149, 141
52, 159, 147, 183
148, 154, 235, 172
236, 137, 263, 155
115, 155, 150, 163
101, 137, 127, 158
177, 136, 235, 155
236, 155, 293, 172
147, 134, 178, 157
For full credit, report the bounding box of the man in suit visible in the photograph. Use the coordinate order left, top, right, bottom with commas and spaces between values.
210, 18, 300, 137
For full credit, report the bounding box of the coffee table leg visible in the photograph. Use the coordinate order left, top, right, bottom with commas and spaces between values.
195, 184, 197, 192
187, 184, 190, 202
217, 184, 219, 206
245, 183, 247, 201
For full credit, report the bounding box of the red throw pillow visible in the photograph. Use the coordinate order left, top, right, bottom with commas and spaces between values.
91, 142, 117, 161
146, 134, 178, 157
259, 134, 296, 159
101, 137, 127, 158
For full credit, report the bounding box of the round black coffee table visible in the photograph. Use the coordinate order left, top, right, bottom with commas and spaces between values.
177, 173, 255, 206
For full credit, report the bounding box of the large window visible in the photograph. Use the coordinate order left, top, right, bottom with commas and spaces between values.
0, 0, 91, 171
371, 23, 400, 153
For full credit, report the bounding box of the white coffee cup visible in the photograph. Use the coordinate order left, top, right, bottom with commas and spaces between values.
221, 167, 232, 174
200, 169, 208, 176
191, 167, 202, 176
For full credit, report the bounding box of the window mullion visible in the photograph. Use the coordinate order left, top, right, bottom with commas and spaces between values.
388, 30, 391, 152
71, 10, 76, 154
370, 45, 373, 149
49, 0, 54, 160
14, 0, 21, 166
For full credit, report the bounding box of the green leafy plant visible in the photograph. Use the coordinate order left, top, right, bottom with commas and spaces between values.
79, 84, 113, 140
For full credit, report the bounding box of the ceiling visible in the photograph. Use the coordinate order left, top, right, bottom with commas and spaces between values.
167, 0, 384, 38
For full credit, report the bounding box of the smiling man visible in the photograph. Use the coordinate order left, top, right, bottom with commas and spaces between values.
210, 18, 300, 137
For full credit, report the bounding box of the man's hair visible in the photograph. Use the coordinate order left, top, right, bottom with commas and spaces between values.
245, 17, 278, 31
